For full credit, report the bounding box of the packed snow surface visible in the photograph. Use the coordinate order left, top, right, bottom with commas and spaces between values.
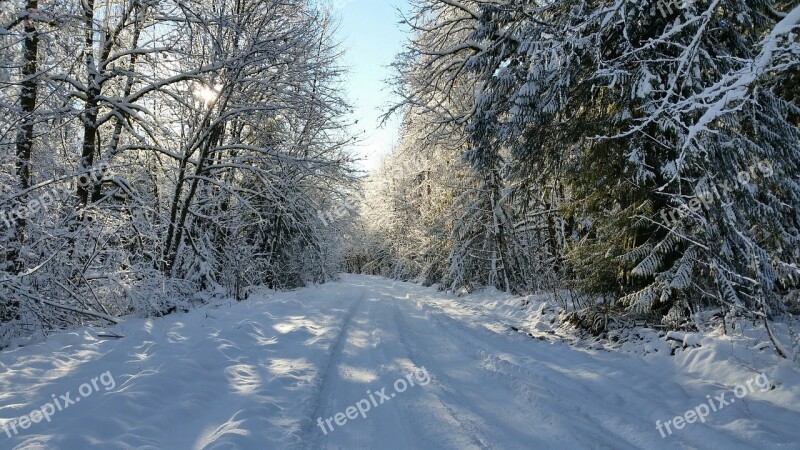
1, 275, 798, 449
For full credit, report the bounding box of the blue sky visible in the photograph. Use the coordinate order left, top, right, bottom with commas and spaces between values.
333, 0, 411, 173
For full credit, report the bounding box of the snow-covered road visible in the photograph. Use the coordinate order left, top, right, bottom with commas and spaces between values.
1, 275, 797, 449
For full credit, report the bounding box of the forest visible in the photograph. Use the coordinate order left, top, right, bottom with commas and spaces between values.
1, 1, 800, 448
1, 0, 799, 359
1, 0, 359, 347
346, 0, 800, 356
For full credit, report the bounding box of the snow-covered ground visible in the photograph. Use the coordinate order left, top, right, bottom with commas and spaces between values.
1, 275, 798, 449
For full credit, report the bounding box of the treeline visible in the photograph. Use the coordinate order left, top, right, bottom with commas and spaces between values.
0, 0, 355, 347
344, 0, 800, 350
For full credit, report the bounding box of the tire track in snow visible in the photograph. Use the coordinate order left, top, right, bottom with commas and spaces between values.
420, 300, 640, 449
414, 295, 761, 449
298, 291, 366, 448
344, 296, 421, 450
389, 299, 493, 450
396, 295, 632, 449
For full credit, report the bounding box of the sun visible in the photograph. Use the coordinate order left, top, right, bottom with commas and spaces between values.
195, 85, 220, 105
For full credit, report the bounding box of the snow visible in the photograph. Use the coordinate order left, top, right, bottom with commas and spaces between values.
684, 4, 800, 147
1, 275, 799, 449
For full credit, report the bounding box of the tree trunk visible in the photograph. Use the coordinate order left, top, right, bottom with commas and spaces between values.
78, 0, 99, 207
8, 0, 40, 273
